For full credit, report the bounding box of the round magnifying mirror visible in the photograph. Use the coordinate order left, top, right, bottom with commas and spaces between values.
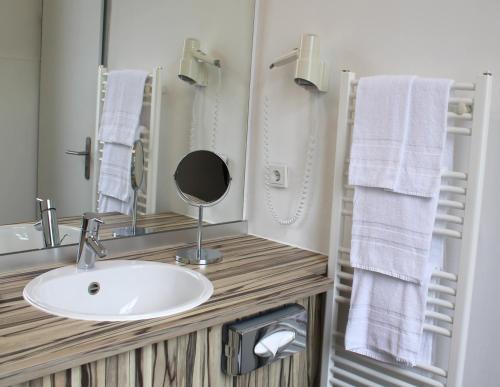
131, 140, 145, 191
174, 150, 231, 265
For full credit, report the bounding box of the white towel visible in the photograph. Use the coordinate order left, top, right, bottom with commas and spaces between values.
97, 68, 147, 214
349, 77, 453, 283
395, 78, 454, 197
98, 143, 134, 202
345, 236, 444, 366
345, 75, 453, 366
349, 75, 416, 190
98, 125, 144, 214
345, 198, 450, 366
98, 70, 148, 146
98, 194, 133, 215
350, 186, 439, 283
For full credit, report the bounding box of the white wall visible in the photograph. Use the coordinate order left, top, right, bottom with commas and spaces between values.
0, 0, 41, 224
106, 0, 254, 223
246, 0, 500, 385
37, 0, 103, 217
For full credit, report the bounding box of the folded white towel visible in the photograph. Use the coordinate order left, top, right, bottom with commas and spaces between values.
98, 125, 144, 214
349, 75, 416, 190
349, 77, 453, 283
350, 186, 438, 283
346, 140, 454, 366
98, 143, 133, 202
346, 219, 447, 366
98, 70, 148, 147
350, 76, 452, 198
98, 194, 133, 215
97, 68, 147, 214
345, 76, 453, 366
345, 236, 443, 366
395, 78, 454, 197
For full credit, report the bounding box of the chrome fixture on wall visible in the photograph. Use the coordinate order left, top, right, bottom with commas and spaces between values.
65, 137, 92, 180
35, 198, 61, 248
222, 304, 307, 375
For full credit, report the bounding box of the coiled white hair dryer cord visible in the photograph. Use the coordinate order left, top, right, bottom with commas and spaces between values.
263, 92, 319, 225
189, 68, 222, 152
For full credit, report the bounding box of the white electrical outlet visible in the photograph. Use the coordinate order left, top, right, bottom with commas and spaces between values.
268, 164, 288, 188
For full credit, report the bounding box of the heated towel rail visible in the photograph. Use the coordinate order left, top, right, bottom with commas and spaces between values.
320, 71, 493, 387
91, 65, 163, 215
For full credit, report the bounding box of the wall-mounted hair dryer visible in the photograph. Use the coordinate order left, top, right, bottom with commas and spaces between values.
269, 33, 328, 92
178, 38, 221, 87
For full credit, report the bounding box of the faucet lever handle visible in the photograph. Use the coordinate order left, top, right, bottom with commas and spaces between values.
88, 217, 104, 236
82, 211, 102, 220
81, 213, 105, 237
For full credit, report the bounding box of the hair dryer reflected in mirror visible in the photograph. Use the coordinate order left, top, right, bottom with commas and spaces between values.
178, 38, 221, 87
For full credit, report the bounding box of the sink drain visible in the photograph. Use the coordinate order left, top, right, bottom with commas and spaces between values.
88, 282, 100, 295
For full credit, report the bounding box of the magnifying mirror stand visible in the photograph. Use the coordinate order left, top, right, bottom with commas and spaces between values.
176, 205, 223, 265
112, 140, 147, 238
112, 187, 147, 237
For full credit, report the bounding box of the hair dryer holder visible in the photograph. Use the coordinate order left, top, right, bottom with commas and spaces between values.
269, 33, 328, 92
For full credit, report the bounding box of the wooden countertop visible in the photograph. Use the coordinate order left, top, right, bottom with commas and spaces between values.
0, 235, 331, 386
60, 211, 200, 240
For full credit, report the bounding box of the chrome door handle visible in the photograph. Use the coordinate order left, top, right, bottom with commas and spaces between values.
65, 150, 89, 156
65, 137, 91, 180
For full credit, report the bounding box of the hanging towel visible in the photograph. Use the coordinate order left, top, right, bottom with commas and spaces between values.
98, 70, 148, 146
98, 143, 134, 202
349, 77, 453, 283
395, 78, 454, 197
97, 68, 147, 214
348, 75, 416, 190
345, 75, 454, 366
346, 136, 454, 366
98, 194, 133, 215
98, 126, 145, 214
345, 238, 442, 365
345, 197, 450, 366
350, 186, 439, 283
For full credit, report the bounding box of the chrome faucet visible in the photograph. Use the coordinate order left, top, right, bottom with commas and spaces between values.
76, 213, 107, 270
35, 198, 61, 248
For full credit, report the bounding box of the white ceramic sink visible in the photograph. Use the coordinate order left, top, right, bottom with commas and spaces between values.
23, 260, 213, 321
0, 223, 81, 255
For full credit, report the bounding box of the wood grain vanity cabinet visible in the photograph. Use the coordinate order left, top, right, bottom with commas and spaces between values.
0, 235, 331, 387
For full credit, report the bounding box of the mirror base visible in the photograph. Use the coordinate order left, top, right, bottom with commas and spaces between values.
176, 247, 223, 265
112, 226, 148, 238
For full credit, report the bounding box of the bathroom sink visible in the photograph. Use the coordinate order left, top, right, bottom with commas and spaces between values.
0, 223, 81, 255
23, 260, 213, 321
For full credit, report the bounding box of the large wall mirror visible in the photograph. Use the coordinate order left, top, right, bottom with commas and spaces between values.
0, 0, 255, 255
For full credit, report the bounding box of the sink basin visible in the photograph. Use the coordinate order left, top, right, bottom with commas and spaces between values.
23, 260, 213, 321
0, 223, 81, 255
